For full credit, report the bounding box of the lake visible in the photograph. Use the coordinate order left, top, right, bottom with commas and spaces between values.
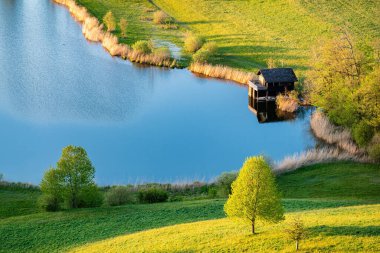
0, 0, 315, 185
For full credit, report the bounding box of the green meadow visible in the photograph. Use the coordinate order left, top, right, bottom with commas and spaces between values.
74, 0, 380, 72
1, 162, 379, 252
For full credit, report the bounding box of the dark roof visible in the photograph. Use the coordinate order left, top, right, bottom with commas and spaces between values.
257, 68, 298, 83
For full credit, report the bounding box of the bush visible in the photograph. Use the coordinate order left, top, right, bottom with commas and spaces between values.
215, 172, 237, 197
154, 47, 171, 59
184, 33, 205, 53
153, 10, 170, 24
78, 185, 103, 208
202, 42, 218, 54
103, 11, 116, 32
368, 134, 380, 161
192, 49, 212, 63
39, 194, 60, 212
352, 122, 374, 147
138, 188, 168, 203
132, 40, 153, 54
119, 18, 127, 38
105, 186, 134, 206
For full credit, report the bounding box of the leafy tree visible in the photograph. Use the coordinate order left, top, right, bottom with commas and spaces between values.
40, 168, 63, 211
306, 28, 379, 149
224, 156, 284, 234
103, 11, 116, 32
40, 145, 100, 210
119, 18, 127, 38
285, 217, 308, 251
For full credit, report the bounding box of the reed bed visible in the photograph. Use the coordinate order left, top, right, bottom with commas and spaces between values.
273, 147, 369, 174
53, 0, 176, 67
189, 63, 255, 85
310, 111, 363, 155
276, 94, 299, 112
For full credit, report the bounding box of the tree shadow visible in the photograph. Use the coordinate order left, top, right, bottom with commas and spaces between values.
309, 225, 380, 237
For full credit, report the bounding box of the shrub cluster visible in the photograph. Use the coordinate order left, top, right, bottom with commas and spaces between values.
184, 32, 205, 53
138, 188, 168, 203
190, 40, 218, 63
153, 10, 170, 25
132, 40, 153, 54
104, 186, 134, 206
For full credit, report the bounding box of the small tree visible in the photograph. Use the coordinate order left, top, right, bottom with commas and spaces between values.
103, 11, 116, 32
224, 156, 284, 234
119, 18, 128, 38
40, 145, 99, 210
285, 217, 308, 251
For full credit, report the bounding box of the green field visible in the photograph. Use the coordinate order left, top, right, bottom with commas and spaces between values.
0, 162, 379, 252
73, 0, 380, 72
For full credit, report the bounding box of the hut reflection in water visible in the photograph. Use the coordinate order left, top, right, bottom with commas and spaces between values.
248, 96, 295, 123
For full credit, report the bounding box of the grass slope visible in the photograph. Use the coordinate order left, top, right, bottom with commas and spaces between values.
0, 162, 378, 252
73, 0, 380, 72
278, 162, 380, 200
154, 0, 380, 71
0, 199, 224, 253
71, 204, 380, 252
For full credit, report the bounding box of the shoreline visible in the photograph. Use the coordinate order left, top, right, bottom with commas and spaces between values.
52, 0, 254, 85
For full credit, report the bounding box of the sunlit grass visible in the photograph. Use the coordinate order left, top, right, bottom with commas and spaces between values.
70, 204, 380, 252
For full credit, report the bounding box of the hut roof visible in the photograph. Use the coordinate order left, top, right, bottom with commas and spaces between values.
257, 68, 298, 83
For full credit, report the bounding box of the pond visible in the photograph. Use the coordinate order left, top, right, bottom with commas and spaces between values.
0, 0, 315, 185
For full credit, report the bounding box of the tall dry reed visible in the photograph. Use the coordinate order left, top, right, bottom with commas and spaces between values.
276, 94, 299, 112
52, 0, 176, 67
189, 63, 255, 85
310, 111, 363, 155
273, 147, 370, 174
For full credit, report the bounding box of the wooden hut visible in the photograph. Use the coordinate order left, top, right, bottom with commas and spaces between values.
248, 68, 298, 100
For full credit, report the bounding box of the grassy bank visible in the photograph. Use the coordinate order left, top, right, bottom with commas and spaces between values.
1, 162, 379, 252
72, 0, 380, 72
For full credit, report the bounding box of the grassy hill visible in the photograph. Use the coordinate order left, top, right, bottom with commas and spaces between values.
0, 162, 379, 252
70, 204, 380, 252
73, 0, 380, 72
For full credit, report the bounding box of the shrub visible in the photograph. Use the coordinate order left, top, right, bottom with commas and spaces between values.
77, 185, 103, 208
368, 134, 380, 162
276, 91, 299, 113
105, 186, 134, 206
202, 42, 218, 55
119, 18, 127, 38
153, 10, 170, 24
154, 47, 171, 59
214, 172, 237, 197
352, 122, 374, 147
39, 194, 60, 212
132, 40, 153, 54
138, 188, 168, 203
184, 33, 205, 53
103, 11, 116, 32
192, 49, 212, 63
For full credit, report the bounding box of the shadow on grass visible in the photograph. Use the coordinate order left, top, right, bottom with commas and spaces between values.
283, 198, 377, 213
309, 225, 380, 237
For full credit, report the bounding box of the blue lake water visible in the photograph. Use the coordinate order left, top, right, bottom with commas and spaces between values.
0, 0, 315, 185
